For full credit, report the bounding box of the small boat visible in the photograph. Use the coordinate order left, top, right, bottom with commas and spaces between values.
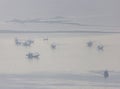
15, 38, 34, 47
26, 52, 40, 59
51, 43, 56, 49
97, 44, 104, 51
15, 38, 22, 45
87, 41, 93, 47
104, 70, 109, 79
22, 40, 34, 47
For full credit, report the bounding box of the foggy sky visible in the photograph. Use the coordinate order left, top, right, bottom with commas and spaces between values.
0, 0, 120, 26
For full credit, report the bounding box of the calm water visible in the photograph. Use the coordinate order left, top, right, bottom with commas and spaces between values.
0, 33, 120, 89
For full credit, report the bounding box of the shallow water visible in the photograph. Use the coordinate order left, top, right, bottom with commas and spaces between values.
0, 33, 120, 88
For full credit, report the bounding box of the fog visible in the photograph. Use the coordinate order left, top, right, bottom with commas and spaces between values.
0, 0, 120, 89
0, 0, 119, 26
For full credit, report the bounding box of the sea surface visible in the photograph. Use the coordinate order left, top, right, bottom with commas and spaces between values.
0, 16, 119, 88
0, 32, 120, 89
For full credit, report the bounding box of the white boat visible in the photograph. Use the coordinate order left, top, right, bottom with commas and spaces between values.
26, 52, 40, 59
15, 38, 34, 47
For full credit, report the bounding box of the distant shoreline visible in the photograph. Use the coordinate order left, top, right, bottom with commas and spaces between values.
0, 30, 119, 34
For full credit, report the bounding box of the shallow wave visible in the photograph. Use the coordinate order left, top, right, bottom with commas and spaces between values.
0, 72, 120, 89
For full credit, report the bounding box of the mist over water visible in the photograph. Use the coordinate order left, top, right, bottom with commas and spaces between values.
0, 0, 120, 88
0, 32, 119, 88
0, 15, 120, 89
